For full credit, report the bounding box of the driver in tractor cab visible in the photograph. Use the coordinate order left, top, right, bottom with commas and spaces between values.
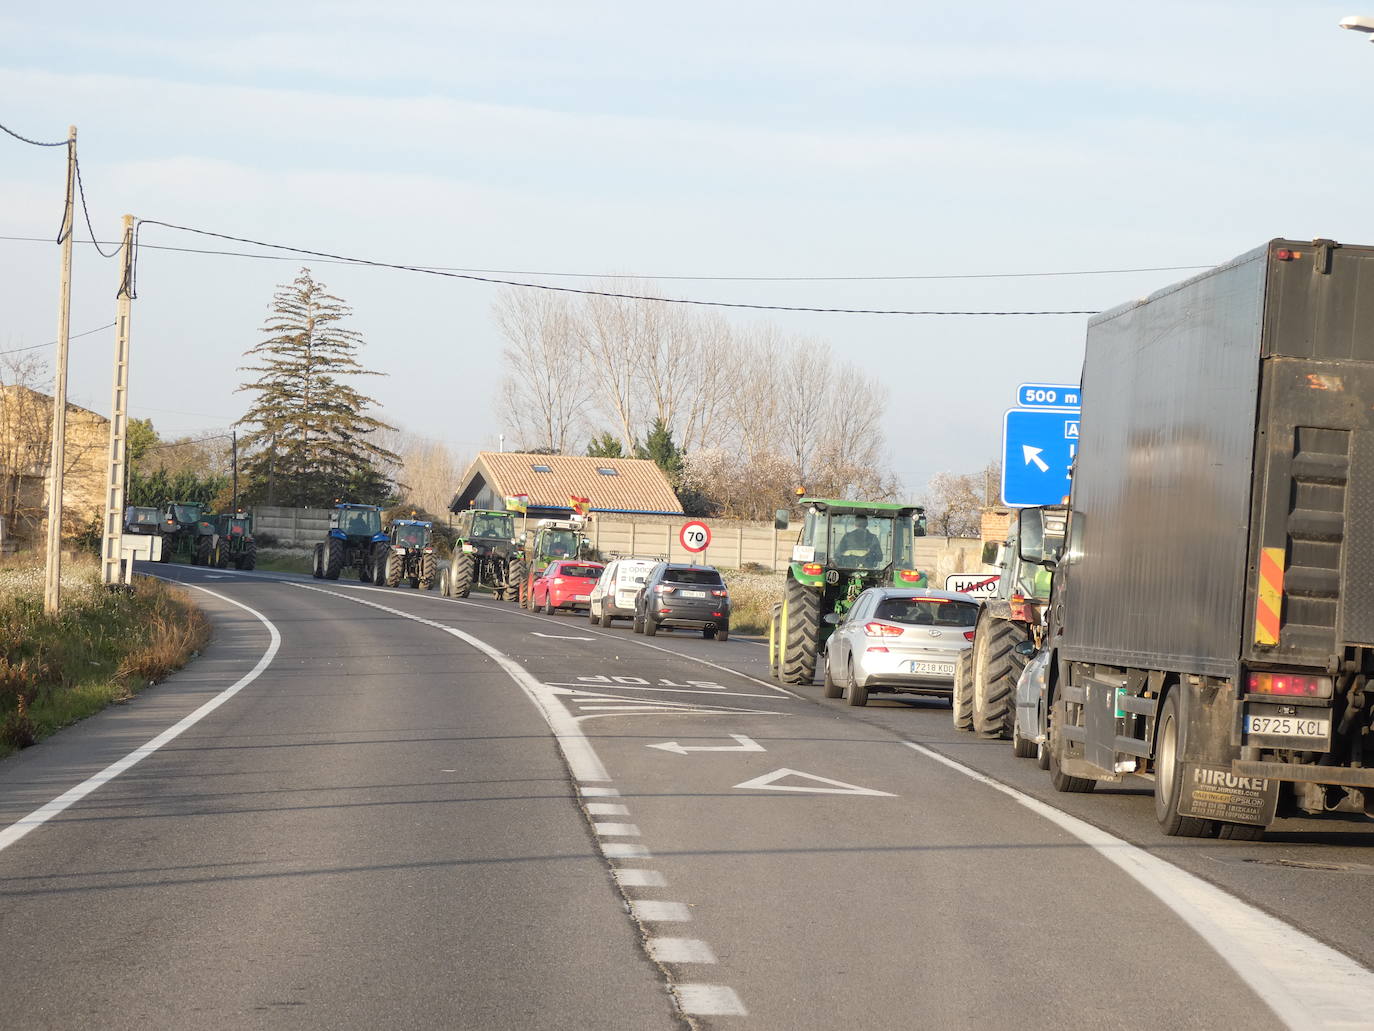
836, 515, 883, 566
346, 512, 370, 536
549, 537, 572, 558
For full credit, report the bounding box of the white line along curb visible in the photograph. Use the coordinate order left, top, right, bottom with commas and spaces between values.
0, 581, 282, 854
903, 740, 1374, 1031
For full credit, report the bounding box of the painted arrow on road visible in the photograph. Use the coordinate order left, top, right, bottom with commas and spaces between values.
531, 632, 595, 641
1022, 444, 1049, 472
733, 768, 895, 796
647, 734, 765, 755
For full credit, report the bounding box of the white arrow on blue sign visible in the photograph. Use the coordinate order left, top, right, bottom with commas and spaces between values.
1002, 408, 1078, 507
1016, 382, 1082, 409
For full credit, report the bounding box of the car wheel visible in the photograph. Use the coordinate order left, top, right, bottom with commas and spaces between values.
822, 654, 843, 699
846, 660, 868, 707
644, 615, 658, 637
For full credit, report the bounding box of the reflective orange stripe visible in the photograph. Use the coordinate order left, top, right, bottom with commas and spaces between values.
1255, 546, 1285, 646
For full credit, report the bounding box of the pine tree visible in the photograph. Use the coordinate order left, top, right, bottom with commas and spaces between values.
636, 418, 684, 485
585, 431, 624, 458
236, 269, 397, 507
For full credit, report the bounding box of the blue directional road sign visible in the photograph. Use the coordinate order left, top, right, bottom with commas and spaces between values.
1002, 408, 1078, 506
1016, 382, 1082, 409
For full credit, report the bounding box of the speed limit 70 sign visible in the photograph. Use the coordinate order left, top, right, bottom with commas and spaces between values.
679, 521, 711, 553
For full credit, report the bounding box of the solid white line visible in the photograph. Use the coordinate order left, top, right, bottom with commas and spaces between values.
675, 984, 747, 1016
0, 581, 282, 855
586, 803, 630, 816
648, 938, 717, 963
902, 740, 1374, 1030
615, 869, 667, 887
593, 822, 641, 836
290, 584, 610, 782
631, 900, 691, 922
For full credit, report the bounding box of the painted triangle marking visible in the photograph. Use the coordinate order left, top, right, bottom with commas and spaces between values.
732, 768, 896, 797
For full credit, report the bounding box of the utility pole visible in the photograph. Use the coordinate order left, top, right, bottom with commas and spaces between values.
43, 125, 77, 615
231, 429, 239, 511
101, 215, 136, 587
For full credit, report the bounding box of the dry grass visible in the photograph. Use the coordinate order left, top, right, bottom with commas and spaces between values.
722, 570, 782, 635
0, 556, 210, 755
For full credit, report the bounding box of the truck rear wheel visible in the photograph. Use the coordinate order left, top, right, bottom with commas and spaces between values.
974, 619, 1027, 739
1153, 691, 1215, 837
1048, 699, 1096, 794
452, 554, 474, 598
952, 651, 974, 730
780, 576, 820, 685
324, 539, 344, 580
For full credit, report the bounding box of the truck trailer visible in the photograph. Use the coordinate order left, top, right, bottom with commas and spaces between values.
1026, 238, 1374, 838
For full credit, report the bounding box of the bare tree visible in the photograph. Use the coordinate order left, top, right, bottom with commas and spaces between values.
495, 289, 588, 452
923, 461, 1001, 537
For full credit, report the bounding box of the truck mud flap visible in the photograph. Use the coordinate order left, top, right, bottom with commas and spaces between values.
1178, 763, 1278, 826
1232, 760, 1374, 788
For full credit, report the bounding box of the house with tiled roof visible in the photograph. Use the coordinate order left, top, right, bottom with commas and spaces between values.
449, 452, 684, 520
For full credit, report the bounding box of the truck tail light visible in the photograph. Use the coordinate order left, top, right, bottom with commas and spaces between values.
1247, 672, 1332, 698
863, 621, 904, 638
802, 563, 822, 576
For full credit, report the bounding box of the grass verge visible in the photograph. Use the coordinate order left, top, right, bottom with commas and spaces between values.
722, 570, 781, 635
253, 547, 315, 576
0, 557, 211, 758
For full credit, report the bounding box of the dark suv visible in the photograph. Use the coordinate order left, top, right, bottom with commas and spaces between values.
634, 563, 731, 641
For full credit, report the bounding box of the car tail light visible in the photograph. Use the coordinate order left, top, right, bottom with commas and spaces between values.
553, 577, 564, 585
897, 569, 923, 583
802, 563, 822, 576
964, 631, 976, 641
867, 646, 889, 653
655, 584, 675, 594
659, 608, 671, 615
712, 611, 723, 617
1247, 672, 1332, 698
864, 621, 904, 638
711, 589, 727, 597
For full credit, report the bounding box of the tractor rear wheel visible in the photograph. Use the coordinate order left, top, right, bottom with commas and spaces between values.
385, 551, 402, 588
324, 539, 344, 580
780, 575, 821, 685
452, 554, 474, 597
973, 618, 1028, 739
195, 536, 213, 567
768, 604, 782, 680
420, 554, 436, 590
508, 560, 528, 605
241, 543, 257, 571
312, 544, 324, 579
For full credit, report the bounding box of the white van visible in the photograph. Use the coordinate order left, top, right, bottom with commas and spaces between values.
589, 558, 657, 628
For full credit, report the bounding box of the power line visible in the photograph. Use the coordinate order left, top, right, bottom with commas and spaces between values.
0, 321, 116, 357
0, 233, 1209, 284
73, 160, 119, 258
0, 120, 68, 147
133, 220, 1100, 316
144, 432, 234, 452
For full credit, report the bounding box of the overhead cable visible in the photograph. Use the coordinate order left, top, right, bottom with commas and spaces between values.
0, 120, 68, 147
133, 220, 1099, 316
74, 160, 120, 258
0, 321, 117, 357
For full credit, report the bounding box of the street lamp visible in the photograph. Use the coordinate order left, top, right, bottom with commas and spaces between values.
1340, 14, 1374, 38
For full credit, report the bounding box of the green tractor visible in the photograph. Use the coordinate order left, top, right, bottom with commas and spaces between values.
212, 511, 257, 570
312, 503, 388, 582
512, 518, 590, 609
375, 518, 438, 589
445, 508, 520, 599
768, 498, 928, 685
160, 501, 218, 566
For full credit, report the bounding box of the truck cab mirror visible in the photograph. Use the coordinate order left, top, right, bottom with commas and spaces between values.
774, 509, 790, 531
1017, 508, 1059, 569
980, 541, 998, 565
1013, 639, 1038, 657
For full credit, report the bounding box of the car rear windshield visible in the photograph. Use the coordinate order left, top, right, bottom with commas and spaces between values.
560, 564, 602, 579
874, 597, 978, 627
663, 568, 724, 586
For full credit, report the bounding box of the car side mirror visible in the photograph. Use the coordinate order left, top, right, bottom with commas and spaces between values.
1013, 639, 1037, 657
774, 509, 790, 531
822, 612, 840, 625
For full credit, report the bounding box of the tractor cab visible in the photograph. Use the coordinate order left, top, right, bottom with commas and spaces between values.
389, 519, 433, 551
330, 504, 384, 542
217, 512, 252, 538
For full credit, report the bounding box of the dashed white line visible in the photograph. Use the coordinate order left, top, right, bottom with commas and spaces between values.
631, 900, 692, 922
601, 842, 652, 860
0, 581, 281, 855
904, 740, 1374, 1031
648, 938, 717, 963
594, 822, 641, 836
586, 803, 630, 816
579, 786, 621, 797
676, 984, 747, 1016
615, 869, 667, 887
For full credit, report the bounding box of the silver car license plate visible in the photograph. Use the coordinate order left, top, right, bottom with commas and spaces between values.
907, 661, 954, 676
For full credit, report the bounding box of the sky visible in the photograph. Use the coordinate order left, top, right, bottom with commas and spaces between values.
3, 1, 1373, 502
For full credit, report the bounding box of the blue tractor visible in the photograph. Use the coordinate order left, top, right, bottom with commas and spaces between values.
312, 503, 388, 582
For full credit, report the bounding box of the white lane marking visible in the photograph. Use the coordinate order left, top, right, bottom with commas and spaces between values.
601, 842, 652, 860
290, 584, 610, 782
903, 741, 1374, 1030
675, 985, 747, 1017
0, 580, 281, 855
733, 768, 897, 797
648, 733, 765, 756
631, 900, 691, 922
579, 786, 621, 797
586, 803, 630, 816
531, 632, 595, 641
594, 823, 641, 836
648, 938, 717, 963
615, 869, 667, 887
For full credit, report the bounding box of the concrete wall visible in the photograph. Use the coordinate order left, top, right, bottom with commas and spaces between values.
252, 506, 330, 546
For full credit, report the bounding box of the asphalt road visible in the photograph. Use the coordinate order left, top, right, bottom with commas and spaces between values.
2, 565, 1373, 1029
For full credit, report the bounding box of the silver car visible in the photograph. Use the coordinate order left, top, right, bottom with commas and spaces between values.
822, 587, 980, 707
1013, 642, 1051, 766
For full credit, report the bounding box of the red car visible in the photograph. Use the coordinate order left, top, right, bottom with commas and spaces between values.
531, 561, 605, 615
